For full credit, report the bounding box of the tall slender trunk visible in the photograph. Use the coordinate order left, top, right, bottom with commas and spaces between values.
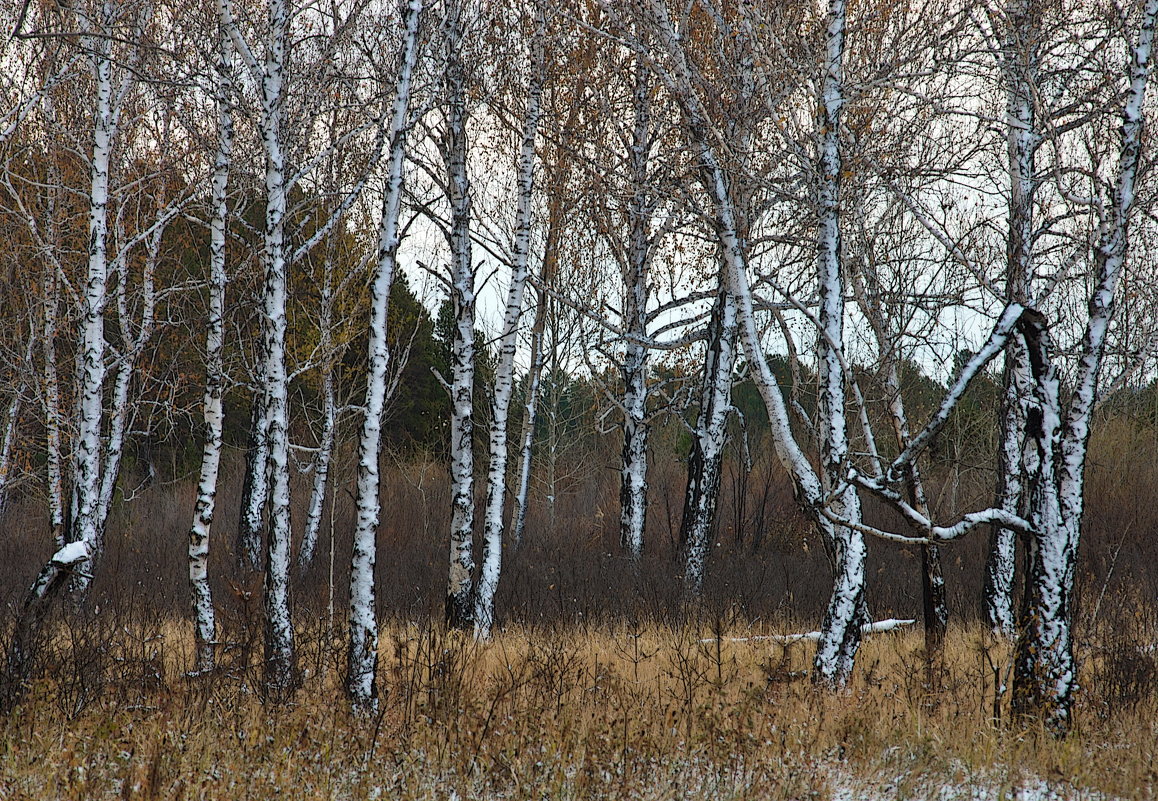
346, 0, 421, 712
189, 22, 234, 674
1013, 0, 1156, 731
299, 275, 336, 570
257, 0, 295, 693
511, 300, 545, 551
473, 10, 544, 639
618, 56, 653, 562
71, 13, 117, 582
809, 0, 867, 683
93, 199, 164, 544
679, 285, 736, 594
852, 259, 947, 657
42, 253, 66, 549
0, 334, 33, 514
985, 0, 1039, 637
443, 4, 477, 630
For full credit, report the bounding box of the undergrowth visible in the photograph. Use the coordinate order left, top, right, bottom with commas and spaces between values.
1, 616, 1155, 800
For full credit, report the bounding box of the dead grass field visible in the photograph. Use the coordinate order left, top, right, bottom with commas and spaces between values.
2, 618, 1156, 800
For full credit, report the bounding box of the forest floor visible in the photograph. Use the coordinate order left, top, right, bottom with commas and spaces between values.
0, 619, 1154, 800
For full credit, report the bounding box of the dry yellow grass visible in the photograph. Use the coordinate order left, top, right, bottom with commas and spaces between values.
1, 619, 1155, 799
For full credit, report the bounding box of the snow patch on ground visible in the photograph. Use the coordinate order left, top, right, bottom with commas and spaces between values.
828, 766, 1117, 801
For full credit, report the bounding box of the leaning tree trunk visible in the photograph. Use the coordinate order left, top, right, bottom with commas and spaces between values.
346, 0, 422, 713
678, 285, 737, 594
1, 542, 90, 712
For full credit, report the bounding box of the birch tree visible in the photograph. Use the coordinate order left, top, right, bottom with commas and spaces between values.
439, 0, 478, 630
347, 0, 423, 712
1009, 0, 1158, 731
473, 4, 545, 639
188, 7, 236, 675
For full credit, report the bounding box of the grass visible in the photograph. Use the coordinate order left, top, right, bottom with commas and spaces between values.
2, 617, 1156, 800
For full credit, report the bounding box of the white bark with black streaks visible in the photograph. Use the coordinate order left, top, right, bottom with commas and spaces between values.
474, 9, 544, 640
347, 0, 422, 712
1014, 0, 1156, 731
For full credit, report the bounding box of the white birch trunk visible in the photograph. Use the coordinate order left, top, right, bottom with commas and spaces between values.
347, 0, 421, 712
237, 396, 269, 572
256, 0, 295, 693
93, 203, 163, 541
188, 23, 234, 674
648, 0, 866, 680
618, 57, 653, 562
0, 335, 33, 514
511, 301, 545, 551
300, 367, 334, 569
42, 261, 66, 549
443, 4, 477, 630
985, 0, 1039, 637
1013, 0, 1156, 731
679, 286, 737, 594
70, 15, 117, 584
810, 0, 867, 682
473, 13, 544, 639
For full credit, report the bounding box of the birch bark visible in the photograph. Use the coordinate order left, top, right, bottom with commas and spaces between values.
443, 0, 477, 630
618, 56, 655, 562
1013, 0, 1157, 731
189, 18, 234, 674
347, 0, 422, 712
984, 0, 1040, 637
473, 9, 544, 639
679, 285, 736, 593
70, 3, 119, 583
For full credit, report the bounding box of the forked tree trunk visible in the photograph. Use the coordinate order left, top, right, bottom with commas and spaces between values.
1013, 0, 1155, 730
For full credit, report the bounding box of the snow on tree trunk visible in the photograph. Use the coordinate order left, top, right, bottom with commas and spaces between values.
188, 25, 234, 674
443, 5, 477, 631
1, 541, 90, 712
70, 13, 117, 588
473, 10, 543, 640
809, 0, 867, 684
985, 0, 1039, 637
1013, 0, 1156, 731
985, 346, 1028, 636
679, 286, 736, 594
346, 0, 421, 712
